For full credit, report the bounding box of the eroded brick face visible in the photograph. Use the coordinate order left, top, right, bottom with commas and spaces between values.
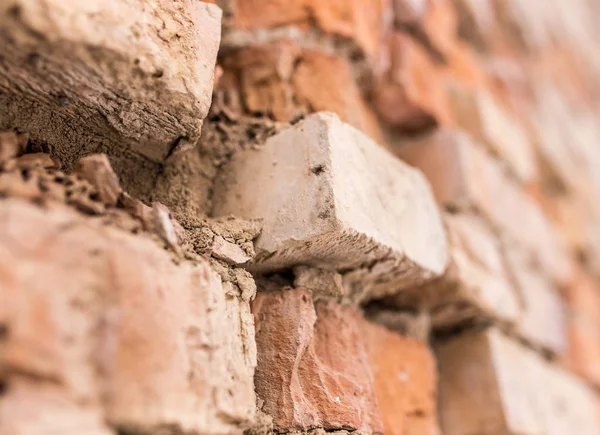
252, 289, 383, 433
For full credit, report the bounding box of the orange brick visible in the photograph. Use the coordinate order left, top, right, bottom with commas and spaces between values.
359, 318, 441, 435
229, 0, 391, 58
221, 41, 383, 143
565, 315, 600, 387
372, 32, 452, 131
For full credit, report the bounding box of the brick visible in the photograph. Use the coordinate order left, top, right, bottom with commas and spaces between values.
0, 0, 222, 164
214, 113, 448, 301
395, 129, 572, 286
437, 328, 600, 435
0, 199, 256, 434
252, 289, 383, 433
394, 0, 458, 58
358, 318, 441, 435
504, 245, 566, 355
390, 212, 520, 329
565, 315, 600, 388
448, 86, 537, 183
224, 0, 392, 58
221, 41, 383, 143
372, 32, 452, 131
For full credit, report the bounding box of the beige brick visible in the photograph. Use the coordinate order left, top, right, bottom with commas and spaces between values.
437, 328, 600, 435
214, 113, 448, 302
0, 0, 221, 164
505, 245, 566, 355
396, 129, 571, 286
0, 199, 256, 434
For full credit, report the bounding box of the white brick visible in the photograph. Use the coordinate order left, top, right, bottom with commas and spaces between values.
214, 112, 448, 301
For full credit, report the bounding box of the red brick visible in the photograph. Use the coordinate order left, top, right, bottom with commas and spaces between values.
221, 41, 384, 143
358, 318, 441, 435
228, 0, 391, 58
252, 289, 383, 433
372, 32, 452, 130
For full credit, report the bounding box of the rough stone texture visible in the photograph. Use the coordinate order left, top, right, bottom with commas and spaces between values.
214, 113, 448, 301
0, 198, 256, 435
395, 129, 572, 286
252, 289, 383, 433
293, 266, 346, 299
437, 328, 600, 435
358, 318, 441, 435
389, 212, 521, 330
0, 0, 221, 164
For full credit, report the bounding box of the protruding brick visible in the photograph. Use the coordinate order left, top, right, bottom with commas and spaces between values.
252, 289, 383, 433
395, 129, 572, 286
372, 33, 452, 131
390, 213, 520, 329
0, 199, 256, 435
358, 318, 441, 435
437, 328, 600, 435
214, 113, 448, 301
0, 0, 222, 163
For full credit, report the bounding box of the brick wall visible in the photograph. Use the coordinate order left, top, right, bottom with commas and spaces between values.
1, 0, 600, 434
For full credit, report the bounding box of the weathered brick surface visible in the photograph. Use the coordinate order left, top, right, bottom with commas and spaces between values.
252, 289, 383, 433
214, 113, 448, 301
0, 198, 256, 435
358, 317, 440, 435
437, 328, 600, 435
0, 0, 222, 163
220, 41, 383, 143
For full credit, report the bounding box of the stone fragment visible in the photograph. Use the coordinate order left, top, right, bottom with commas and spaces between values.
211, 235, 252, 265
0, 131, 26, 164
14, 153, 58, 170
395, 129, 571, 286
358, 317, 440, 435
0, 0, 222, 163
252, 289, 383, 433
214, 113, 448, 301
0, 198, 256, 435
149, 201, 181, 253
437, 328, 600, 435
293, 266, 345, 298
372, 32, 451, 131
75, 155, 122, 207
389, 213, 520, 329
